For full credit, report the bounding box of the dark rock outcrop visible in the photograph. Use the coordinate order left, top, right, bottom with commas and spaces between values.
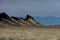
25, 14, 34, 21
0, 13, 2, 21
0, 12, 11, 21
11, 16, 20, 20
1, 12, 10, 19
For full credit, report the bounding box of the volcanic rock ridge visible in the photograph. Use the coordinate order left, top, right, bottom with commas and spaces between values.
0, 12, 44, 28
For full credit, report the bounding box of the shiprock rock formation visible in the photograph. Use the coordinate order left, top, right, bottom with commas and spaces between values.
0, 12, 44, 28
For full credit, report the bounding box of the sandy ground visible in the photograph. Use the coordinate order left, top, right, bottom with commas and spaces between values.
0, 27, 60, 40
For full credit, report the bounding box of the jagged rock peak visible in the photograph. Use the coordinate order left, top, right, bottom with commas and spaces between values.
0, 12, 10, 21
25, 14, 34, 20
1, 12, 10, 19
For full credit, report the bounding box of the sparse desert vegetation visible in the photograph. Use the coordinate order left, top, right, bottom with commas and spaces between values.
0, 27, 60, 40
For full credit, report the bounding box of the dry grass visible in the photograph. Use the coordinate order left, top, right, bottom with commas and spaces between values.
0, 27, 60, 40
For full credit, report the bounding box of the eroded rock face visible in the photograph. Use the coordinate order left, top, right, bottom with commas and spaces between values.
25, 14, 34, 21
2, 12, 10, 19
11, 16, 20, 21
0, 13, 2, 21
0, 12, 11, 21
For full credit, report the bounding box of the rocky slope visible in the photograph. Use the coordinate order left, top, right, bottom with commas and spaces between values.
0, 12, 43, 28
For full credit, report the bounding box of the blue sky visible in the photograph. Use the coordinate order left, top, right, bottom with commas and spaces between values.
0, 0, 60, 17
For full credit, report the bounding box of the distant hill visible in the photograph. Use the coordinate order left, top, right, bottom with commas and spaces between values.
33, 16, 60, 26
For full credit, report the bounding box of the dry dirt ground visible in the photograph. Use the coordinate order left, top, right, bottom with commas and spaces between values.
0, 27, 60, 40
